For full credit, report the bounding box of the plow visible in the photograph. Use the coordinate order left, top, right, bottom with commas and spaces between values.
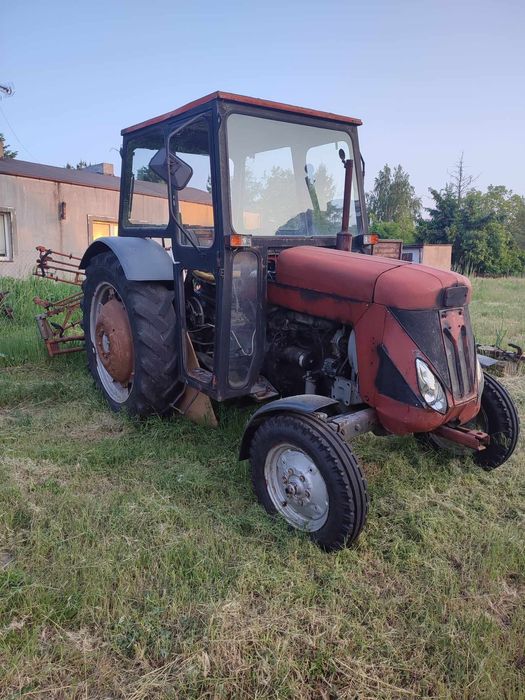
32, 246, 85, 356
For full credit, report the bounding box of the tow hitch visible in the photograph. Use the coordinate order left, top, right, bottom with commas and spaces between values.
433, 424, 490, 451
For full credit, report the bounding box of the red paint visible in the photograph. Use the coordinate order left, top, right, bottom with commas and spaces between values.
374, 262, 471, 309
268, 245, 481, 436
122, 92, 362, 135
272, 246, 405, 304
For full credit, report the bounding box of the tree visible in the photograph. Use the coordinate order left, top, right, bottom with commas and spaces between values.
417, 184, 525, 276
136, 165, 163, 183
366, 164, 421, 242
0, 133, 17, 159
483, 185, 525, 250
65, 160, 90, 170
448, 152, 478, 203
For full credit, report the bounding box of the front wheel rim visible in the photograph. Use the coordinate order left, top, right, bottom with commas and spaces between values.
264, 443, 329, 531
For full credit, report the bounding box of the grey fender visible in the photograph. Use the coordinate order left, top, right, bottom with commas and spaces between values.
239, 394, 339, 461
79, 237, 173, 281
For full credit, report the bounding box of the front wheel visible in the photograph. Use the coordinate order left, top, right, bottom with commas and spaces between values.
416, 372, 520, 470
249, 414, 369, 551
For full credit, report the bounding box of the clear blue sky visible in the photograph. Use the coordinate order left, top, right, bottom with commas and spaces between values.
2, 0, 524, 206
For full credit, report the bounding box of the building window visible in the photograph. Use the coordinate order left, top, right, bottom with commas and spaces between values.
0, 210, 14, 261
88, 216, 119, 242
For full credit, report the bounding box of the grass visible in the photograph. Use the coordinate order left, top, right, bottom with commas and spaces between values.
0, 275, 524, 699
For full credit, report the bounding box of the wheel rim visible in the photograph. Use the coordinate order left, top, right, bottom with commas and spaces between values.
429, 409, 489, 455
264, 443, 329, 532
89, 282, 134, 404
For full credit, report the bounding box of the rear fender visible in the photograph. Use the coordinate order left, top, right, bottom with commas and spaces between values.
239, 394, 339, 460
79, 237, 173, 281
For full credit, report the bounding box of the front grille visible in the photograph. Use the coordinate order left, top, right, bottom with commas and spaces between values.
440, 306, 476, 400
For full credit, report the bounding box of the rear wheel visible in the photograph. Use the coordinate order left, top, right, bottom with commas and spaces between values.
82, 251, 182, 417
250, 414, 369, 551
416, 372, 520, 470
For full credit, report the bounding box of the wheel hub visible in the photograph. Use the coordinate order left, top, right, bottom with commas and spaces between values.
265, 444, 329, 531
95, 297, 134, 385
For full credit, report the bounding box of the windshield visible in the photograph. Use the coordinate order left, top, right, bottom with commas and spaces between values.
227, 114, 362, 237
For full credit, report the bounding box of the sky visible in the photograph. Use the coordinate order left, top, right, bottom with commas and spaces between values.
1, 0, 524, 207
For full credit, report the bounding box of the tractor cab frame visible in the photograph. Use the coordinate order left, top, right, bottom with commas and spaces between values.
117, 92, 368, 401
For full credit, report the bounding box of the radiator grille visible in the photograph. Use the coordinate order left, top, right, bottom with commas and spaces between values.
440, 306, 476, 400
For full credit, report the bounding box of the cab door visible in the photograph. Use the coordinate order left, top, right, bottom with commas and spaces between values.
166, 112, 222, 396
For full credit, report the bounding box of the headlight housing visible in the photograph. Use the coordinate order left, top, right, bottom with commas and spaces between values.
415, 358, 447, 414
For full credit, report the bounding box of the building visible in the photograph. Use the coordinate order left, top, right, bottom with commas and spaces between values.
0, 157, 212, 278
402, 243, 452, 270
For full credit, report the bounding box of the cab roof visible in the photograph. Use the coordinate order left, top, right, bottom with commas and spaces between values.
121, 91, 362, 135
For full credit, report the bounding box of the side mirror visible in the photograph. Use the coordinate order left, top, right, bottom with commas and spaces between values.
149, 148, 193, 190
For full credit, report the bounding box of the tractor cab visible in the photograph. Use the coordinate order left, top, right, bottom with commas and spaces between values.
117, 92, 368, 401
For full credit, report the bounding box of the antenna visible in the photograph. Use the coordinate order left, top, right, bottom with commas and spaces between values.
0, 83, 15, 98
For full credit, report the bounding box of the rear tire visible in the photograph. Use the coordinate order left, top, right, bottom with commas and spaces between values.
416, 372, 520, 470
82, 251, 182, 417
250, 414, 369, 551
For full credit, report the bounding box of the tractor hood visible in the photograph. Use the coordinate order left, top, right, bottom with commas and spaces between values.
271, 246, 471, 310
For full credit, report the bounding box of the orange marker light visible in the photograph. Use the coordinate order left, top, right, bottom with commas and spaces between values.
229, 233, 252, 247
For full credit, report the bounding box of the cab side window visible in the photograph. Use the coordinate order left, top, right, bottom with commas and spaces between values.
168, 117, 215, 249
127, 133, 169, 229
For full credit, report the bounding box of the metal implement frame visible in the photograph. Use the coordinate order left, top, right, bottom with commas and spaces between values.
33, 246, 86, 356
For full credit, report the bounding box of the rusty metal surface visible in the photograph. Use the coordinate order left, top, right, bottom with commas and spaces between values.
433, 424, 490, 451
177, 333, 218, 426
34, 291, 84, 357
372, 240, 403, 259
34, 246, 85, 286
32, 245, 86, 356
95, 297, 134, 384
330, 408, 378, 441
122, 91, 363, 135
272, 246, 405, 304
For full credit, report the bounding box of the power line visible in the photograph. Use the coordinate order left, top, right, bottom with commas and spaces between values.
0, 102, 36, 160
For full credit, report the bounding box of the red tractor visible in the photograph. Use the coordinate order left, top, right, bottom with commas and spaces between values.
80, 92, 519, 550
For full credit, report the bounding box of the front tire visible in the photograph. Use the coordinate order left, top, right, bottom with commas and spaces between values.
417, 372, 520, 470
250, 414, 369, 551
82, 251, 182, 417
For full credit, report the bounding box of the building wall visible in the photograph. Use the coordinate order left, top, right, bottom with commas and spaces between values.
0, 175, 168, 278
420, 244, 452, 270
0, 174, 216, 279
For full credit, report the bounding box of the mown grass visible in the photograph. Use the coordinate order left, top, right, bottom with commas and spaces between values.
0, 275, 524, 699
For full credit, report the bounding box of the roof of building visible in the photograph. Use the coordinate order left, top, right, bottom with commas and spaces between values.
122, 91, 363, 135
0, 158, 211, 204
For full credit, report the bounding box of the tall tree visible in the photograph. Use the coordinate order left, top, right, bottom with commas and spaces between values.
367, 164, 421, 239
0, 133, 17, 159
448, 152, 478, 203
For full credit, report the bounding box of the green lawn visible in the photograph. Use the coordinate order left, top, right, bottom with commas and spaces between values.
0, 276, 524, 699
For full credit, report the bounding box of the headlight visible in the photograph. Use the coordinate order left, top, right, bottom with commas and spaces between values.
415, 358, 447, 414
476, 357, 485, 396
